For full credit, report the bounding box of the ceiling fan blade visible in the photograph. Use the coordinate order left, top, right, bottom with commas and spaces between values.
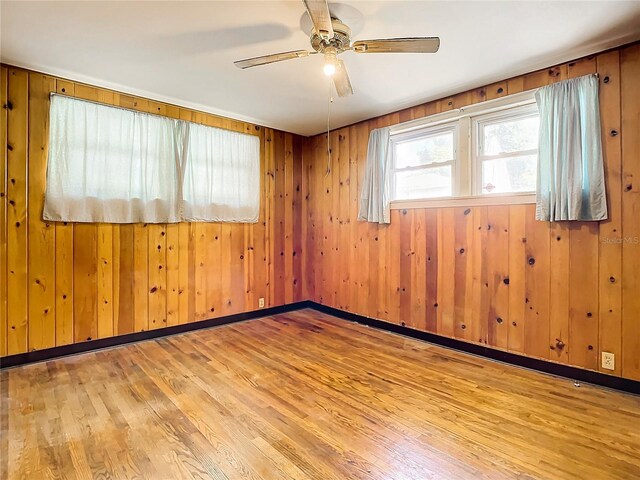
234, 50, 312, 69
333, 60, 353, 98
303, 0, 334, 39
352, 37, 440, 54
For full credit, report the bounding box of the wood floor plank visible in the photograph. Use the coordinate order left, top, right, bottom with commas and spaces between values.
2, 310, 639, 479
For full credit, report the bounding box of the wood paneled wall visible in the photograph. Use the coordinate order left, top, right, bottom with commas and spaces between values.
2, 44, 639, 383
302, 43, 640, 381
0, 65, 305, 357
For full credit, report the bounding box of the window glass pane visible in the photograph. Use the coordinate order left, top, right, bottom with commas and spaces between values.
481, 154, 537, 194
482, 115, 539, 155
395, 130, 454, 168
395, 166, 452, 200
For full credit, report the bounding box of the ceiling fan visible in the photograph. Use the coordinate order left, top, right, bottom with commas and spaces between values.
234, 0, 440, 97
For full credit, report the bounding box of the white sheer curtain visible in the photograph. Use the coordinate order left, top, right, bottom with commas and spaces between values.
44, 95, 261, 224
182, 123, 260, 222
358, 127, 392, 224
535, 74, 607, 221
44, 95, 183, 223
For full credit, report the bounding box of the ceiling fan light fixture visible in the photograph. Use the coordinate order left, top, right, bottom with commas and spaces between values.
323, 62, 336, 77
323, 47, 337, 76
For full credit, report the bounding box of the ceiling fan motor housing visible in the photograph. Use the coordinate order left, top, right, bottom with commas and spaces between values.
311, 19, 352, 54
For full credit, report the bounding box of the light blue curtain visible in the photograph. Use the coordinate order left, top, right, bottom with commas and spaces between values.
358, 127, 392, 224
535, 74, 607, 221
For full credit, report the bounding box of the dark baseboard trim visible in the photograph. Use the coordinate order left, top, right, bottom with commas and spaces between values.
2, 299, 639, 395
0, 301, 312, 369
309, 302, 640, 396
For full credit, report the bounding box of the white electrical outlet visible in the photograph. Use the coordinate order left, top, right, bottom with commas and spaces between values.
258, 297, 265, 308
601, 352, 615, 371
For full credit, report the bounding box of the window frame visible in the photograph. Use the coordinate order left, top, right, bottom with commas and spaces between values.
471, 103, 540, 196
388, 90, 538, 209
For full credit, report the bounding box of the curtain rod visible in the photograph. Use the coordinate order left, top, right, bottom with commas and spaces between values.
385, 73, 600, 136
49, 92, 178, 121
49, 92, 259, 137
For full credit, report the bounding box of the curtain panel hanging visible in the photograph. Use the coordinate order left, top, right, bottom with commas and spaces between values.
358, 127, 392, 224
182, 122, 260, 223
535, 74, 607, 221
44, 94, 260, 224
44, 94, 183, 223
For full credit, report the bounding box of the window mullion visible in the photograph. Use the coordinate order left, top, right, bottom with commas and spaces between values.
457, 117, 471, 197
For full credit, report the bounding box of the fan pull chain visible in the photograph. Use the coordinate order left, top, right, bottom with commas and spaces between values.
326, 78, 333, 177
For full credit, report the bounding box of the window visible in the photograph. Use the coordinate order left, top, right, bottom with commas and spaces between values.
44, 94, 182, 223
391, 124, 456, 200
389, 92, 539, 203
473, 104, 539, 195
44, 94, 260, 224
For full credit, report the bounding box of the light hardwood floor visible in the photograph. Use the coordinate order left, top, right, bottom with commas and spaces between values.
2, 309, 639, 479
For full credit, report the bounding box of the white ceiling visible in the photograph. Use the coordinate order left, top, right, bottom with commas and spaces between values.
2, 1, 639, 136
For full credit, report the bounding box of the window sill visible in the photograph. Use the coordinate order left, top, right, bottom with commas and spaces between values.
390, 193, 536, 210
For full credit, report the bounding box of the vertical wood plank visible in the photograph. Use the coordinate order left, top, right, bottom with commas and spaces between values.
292, 135, 303, 303
116, 224, 134, 335
207, 223, 222, 317
568, 223, 599, 370
436, 208, 455, 337
347, 126, 358, 312
27, 72, 56, 351
523, 206, 550, 359
597, 50, 623, 375
411, 209, 427, 331
97, 222, 114, 338
301, 134, 314, 302
229, 224, 245, 314
133, 223, 149, 332
73, 224, 97, 342
338, 130, 350, 310
166, 223, 179, 326
274, 131, 286, 306
284, 133, 294, 304
265, 128, 275, 306
219, 223, 233, 315
620, 44, 640, 380
485, 206, 509, 349
453, 207, 474, 341
329, 129, 340, 308
6, 68, 29, 355
549, 223, 570, 363
0, 66, 7, 356
313, 136, 324, 304
148, 224, 167, 329
471, 207, 487, 344
424, 209, 438, 333
508, 205, 527, 353
54, 218, 74, 344
399, 209, 413, 326
194, 222, 208, 321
